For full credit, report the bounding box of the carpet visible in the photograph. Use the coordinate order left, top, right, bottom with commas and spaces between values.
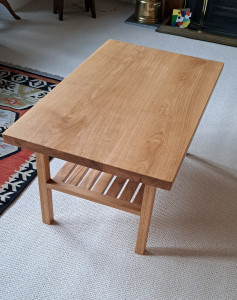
1, 1, 237, 299
0, 64, 62, 215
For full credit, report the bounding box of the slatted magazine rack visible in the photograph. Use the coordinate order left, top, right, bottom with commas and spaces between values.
48, 162, 144, 216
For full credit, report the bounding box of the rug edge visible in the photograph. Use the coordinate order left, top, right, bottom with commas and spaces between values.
0, 65, 60, 216
0, 61, 64, 81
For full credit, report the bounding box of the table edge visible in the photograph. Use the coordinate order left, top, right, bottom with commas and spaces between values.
2, 133, 173, 190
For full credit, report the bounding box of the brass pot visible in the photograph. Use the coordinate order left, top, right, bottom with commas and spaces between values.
134, 0, 162, 24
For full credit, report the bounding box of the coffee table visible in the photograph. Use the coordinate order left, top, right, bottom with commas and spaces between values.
3, 40, 223, 254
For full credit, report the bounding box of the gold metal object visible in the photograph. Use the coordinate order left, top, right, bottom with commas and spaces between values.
134, 0, 162, 24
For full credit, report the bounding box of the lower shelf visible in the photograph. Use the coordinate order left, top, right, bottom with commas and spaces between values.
47, 162, 144, 215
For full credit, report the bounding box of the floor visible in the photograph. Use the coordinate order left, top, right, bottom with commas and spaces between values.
1, 0, 237, 299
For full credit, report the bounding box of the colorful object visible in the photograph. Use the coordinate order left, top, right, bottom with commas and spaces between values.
171, 9, 192, 28
0, 65, 61, 214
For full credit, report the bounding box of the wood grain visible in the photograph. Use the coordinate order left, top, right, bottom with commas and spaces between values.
92, 172, 113, 193
79, 169, 101, 189
106, 177, 127, 198
66, 165, 88, 185
53, 162, 76, 182
3, 40, 223, 190
133, 184, 145, 206
35, 153, 54, 224
120, 180, 139, 202
47, 179, 142, 215
135, 185, 156, 254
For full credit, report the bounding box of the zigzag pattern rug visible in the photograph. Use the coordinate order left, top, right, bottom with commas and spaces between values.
0, 64, 62, 214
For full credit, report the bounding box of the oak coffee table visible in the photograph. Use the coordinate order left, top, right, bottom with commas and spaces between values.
3, 40, 223, 254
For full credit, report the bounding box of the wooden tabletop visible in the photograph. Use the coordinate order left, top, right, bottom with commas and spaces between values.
3, 40, 223, 190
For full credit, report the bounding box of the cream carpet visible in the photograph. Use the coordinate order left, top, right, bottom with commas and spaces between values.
0, 0, 237, 299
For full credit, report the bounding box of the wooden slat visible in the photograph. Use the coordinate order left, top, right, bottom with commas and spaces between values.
66, 165, 88, 185
106, 177, 127, 198
133, 184, 145, 205
79, 169, 101, 190
47, 179, 142, 215
120, 180, 139, 202
92, 172, 113, 194
53, 162, 77, 182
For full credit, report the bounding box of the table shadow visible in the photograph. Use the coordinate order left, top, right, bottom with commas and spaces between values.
146, 247, 237, 258
148, 153, 237, 258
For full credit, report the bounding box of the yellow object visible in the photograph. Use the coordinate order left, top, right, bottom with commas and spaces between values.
134, 0, 162, 24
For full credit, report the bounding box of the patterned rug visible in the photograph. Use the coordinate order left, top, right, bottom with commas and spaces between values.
0, 64, 62, 215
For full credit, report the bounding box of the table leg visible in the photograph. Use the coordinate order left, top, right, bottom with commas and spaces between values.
0, 0, 21, 20
85, 0, 89, 12
35, 153, 54, 224
89, 0, 96, 18
53, 0, 58, 14
135, 185, 156, 254
58, 0, 64, 21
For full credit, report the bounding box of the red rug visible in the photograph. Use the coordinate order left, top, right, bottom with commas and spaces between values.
0, 64, 61, 214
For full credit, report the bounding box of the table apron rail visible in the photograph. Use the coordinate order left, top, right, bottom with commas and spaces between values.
47, 179, 142, 215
